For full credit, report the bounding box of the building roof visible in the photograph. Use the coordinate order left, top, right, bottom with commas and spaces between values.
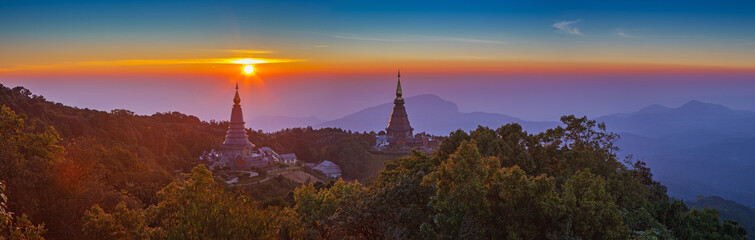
280, 153, 297, 160
314, 160, 342, 175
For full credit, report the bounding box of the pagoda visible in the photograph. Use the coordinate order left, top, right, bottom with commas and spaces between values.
221, 83, 255, 151
385, 70, 415, 146
201, 83, 299, 170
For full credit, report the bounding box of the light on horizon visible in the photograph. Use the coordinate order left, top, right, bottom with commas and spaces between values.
243, 65, 254, 74
231, 58, 268, 64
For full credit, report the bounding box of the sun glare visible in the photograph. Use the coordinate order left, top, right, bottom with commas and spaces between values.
231, 58, 268, 64
243, 65, 254, 74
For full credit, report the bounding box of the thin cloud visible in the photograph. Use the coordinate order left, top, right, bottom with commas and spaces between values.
0, 57, 305, 72
329, 34, 405, 42
225, 50, 275, 54
81, 57, 304, 66
313, 45, 329, 48
552, 20, 583, 35
196, 49, 274, 54
615, 29, 639, 38
457, 56, 495, 60
327, 33, 507, 45
431, 37, 507, 45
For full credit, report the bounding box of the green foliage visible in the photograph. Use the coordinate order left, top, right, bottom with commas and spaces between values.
0, 105, 64, 217
1, 85, 382, 238
485, 166, 560, 239
560, 171, 630, 239
422, 141, 495, 239
3, 84, 748, 239
82, 203, 155, 240
83, 165, 304, 240
1, 214, 46, 240
150, 165, 302, 239
293, 139, 314, 163
294, 179, 365, 238
249, 127, 376, 180
0, 106, 57, 239
688, 195, 755, 239
1, 181, 47, 240
290, 115, 748, 240
0, 182, 7, 227
1, 85, 222, 238
348, 151, 437, 239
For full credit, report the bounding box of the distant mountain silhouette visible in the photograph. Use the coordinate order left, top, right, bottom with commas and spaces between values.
251, 98, 755, 207
645, 138, 755, 207
316, 94, 558, 135
251, 115, 324, 132
600, 100, 755, 207
688, 196, 755, 238
597, 100, 755, 138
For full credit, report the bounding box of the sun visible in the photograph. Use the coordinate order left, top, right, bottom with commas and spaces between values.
243, 65, 254, 74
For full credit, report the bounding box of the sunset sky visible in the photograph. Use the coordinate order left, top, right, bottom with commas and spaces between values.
2, 0, 755, 123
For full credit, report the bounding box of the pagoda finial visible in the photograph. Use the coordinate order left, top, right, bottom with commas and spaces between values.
396, 70, 402, 98
233, 82, 241, 105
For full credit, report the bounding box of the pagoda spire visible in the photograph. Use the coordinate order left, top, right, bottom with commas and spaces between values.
395, 70, 403, 102
233, 82, 241, 105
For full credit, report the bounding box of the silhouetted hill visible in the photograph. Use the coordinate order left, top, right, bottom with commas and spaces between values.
688, 196, 755, 238
597, 100, 755, 138
0, 84, 382, 238
268, 98, 755, 207
317, 94, 558, 135
636, 137, 755, 207
605, 101, 755, 207
251, 115, 324, 132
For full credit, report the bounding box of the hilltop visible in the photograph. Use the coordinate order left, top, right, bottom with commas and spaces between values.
260, 96, 755, 207
0, 84, 387, 238
0, 84, 750, 239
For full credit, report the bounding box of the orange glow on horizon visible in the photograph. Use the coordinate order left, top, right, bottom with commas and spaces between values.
3, 59, 755, 81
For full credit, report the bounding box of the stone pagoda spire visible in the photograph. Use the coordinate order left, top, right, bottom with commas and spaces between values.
386, 70, 414, 145
395, 70, 403, 103
222, 82, 255, 149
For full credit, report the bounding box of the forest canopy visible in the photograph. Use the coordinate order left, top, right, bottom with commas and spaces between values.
0, 84, 748, 239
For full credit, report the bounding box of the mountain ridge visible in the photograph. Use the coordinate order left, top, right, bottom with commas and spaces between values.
315, 94, 557, 135
596, 100, 755, 138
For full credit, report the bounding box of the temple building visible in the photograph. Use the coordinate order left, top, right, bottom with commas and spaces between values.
201, 83, 295, 170
385, 70, 417, 147
312, 161, 342, 178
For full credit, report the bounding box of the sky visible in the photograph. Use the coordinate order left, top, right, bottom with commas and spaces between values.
2, 0, 755, 122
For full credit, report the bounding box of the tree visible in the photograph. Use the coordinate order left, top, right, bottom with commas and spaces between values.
82, 203, 156, 240
1, 181, 46, 240
287, 115, 747, 240
559, 170, 629, 239
434, 129, 469, 160
485, 166, 560, 239
422, 140, 496, 239
293, 140, 314, 163
294, 179, 365, 238
0, 106, 64, 219
83, 165, 304, 240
